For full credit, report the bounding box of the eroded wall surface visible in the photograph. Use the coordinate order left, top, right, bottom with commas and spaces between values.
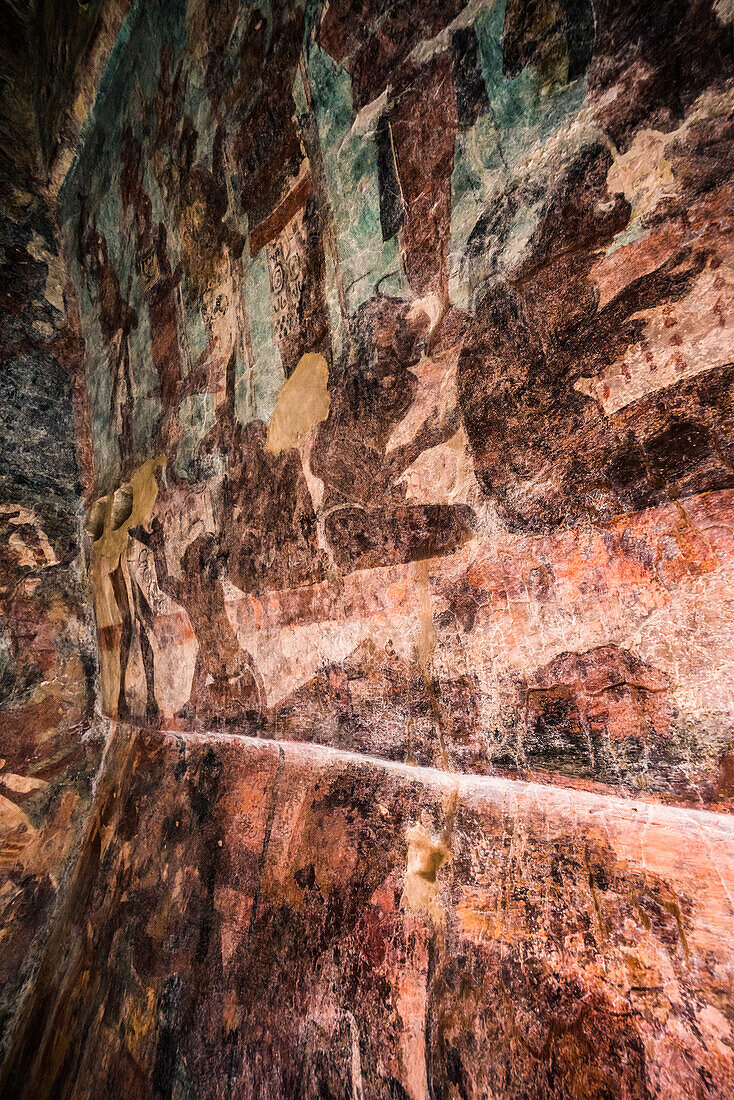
6, 0, 731, 1095
60, 0, 734, 810
0, 112, 100, 1062
1, 728, 733, 1098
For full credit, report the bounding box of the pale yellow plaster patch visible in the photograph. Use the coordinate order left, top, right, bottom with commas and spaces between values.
402, 823, 450, 926
86, 457, 165, 715
265, 353, 330, 454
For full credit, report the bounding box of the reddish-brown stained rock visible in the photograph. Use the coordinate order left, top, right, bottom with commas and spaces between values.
2, 727, 733, 1099
1, 0, 734, 1092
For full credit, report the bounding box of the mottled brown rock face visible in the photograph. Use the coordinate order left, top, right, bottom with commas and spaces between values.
53, 0, 733, 801
2, 728, 734, 1099
0, 13, 102, 1052
1, 0, 734, 1095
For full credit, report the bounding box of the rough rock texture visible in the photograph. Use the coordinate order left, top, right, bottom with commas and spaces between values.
1, 726, 733, 1099
0, 2, 105, 1054
54, 0, 734, 807
1, 0, 733, 1095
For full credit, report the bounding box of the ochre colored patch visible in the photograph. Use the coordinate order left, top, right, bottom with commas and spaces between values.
402, 822, 450, 925
87, 455, 165, 629
265, 353, 330, 454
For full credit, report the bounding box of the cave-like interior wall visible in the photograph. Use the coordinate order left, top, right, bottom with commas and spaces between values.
0, 0, 105, 1055
1, 0, 734, 1096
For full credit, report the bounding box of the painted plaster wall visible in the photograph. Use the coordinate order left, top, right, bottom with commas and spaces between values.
59, 0, 734, 809
1, 0, 733, 1095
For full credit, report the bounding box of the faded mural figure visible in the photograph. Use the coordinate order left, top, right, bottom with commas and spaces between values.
196, 0, 338, 391
318, 0, 469, 331
81, 227, 138, 470
208, 0, 334, 384
166, 5, 336, 585
120, 124, 185, 459
303, 0, 484, 570
311, 296, 475, 570
135, 515, 264, 726
128, 542, 162, 726
457, 140, 717, 531
133, 190, 184, 457
384, 54, 458, 320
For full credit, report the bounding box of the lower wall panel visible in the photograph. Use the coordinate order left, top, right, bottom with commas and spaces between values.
2, 725, 733, 1099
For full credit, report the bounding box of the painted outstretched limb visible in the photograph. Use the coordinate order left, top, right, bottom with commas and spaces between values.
386, 406, 464, 493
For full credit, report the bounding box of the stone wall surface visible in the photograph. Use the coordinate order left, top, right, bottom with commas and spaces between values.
0, 0, 733, 1094
0, 6, 102, 1052
57, 0, 734, 807
1, 725, 733, 1099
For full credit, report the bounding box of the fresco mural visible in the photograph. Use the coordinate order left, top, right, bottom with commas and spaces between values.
2, 728, 734, 1099
58, 0, 734, 810
0, 0, 732, 1096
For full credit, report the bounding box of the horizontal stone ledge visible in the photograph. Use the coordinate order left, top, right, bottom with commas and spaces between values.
121, 720, 734, 827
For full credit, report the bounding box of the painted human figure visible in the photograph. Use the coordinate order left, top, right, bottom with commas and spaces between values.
151, 63, 249, 419
138, 515, 263, 726
318, 0, 468, 331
